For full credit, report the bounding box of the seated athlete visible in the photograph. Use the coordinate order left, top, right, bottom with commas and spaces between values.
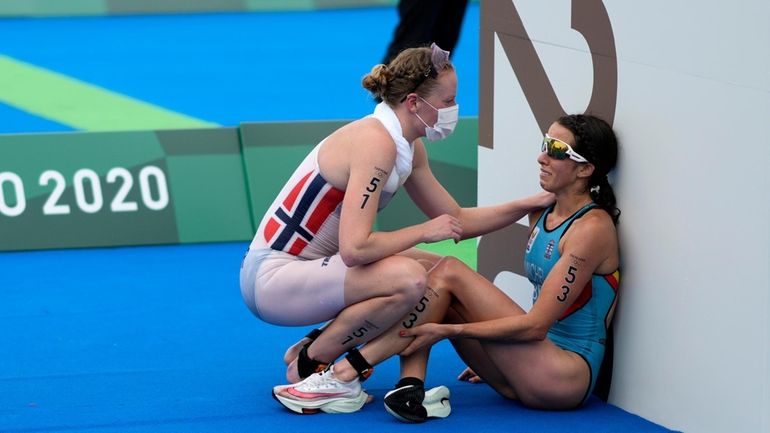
240, 43, 553, 404
273, 114, 621, 421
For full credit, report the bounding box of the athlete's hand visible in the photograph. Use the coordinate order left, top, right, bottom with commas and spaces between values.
457, 367, 484, 384
399, 323, 454, 356
421, 214, 462, 244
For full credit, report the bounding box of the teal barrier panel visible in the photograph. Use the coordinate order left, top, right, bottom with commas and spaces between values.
0, 118, 475, 251
0, 128, 252, 251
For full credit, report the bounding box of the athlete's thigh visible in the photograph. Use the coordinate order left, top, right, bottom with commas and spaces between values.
342, 254, 427, 305
451, 339, 518, 399
255, 254, 348, 326
480, 339, 589, 408
445, 302, 576, 403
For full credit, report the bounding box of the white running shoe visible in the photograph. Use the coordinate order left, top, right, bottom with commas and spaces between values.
273, 367, 368, 414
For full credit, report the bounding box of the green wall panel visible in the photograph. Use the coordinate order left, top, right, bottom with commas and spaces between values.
0, 131, 164, 199
156, 128, 253, 242
426, 117, 478, 170
108, 0, 245, 14
0, 157, 179, 250
0, 118, 476, 251
0, 132, 176, 250
0, 128, 252, 251
165, 154, 252, 243
0, 0, 105, 16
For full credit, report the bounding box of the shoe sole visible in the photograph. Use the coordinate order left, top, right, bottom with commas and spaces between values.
273, 388, 369, 415
423, 386, 451, 418
384, 385, 451, 423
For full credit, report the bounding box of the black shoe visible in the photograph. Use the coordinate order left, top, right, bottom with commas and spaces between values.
384, 378, 451, 423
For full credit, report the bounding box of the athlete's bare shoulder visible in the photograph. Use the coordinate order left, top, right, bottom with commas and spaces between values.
318, 117, 397, 188
562, 208, 618, 272
325, 117, 395, 154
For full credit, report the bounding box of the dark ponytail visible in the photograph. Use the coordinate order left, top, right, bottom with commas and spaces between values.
588, 174, 619, 223
557, 114, 620, 224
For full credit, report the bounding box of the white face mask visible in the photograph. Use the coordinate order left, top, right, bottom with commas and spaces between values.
415, 97, 459, 141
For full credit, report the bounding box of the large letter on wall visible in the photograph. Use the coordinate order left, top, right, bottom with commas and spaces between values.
477, 0, 617, 281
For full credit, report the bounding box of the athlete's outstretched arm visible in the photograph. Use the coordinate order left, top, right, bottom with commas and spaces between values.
404, 139, 554, 239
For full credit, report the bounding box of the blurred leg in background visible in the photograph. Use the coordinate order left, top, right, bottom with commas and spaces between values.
383, 0, 469, 64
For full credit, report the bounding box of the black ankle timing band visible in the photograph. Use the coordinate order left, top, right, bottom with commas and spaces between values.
345, 348, 374, 381
304, 328, 323, 341
297, 344, 329, 379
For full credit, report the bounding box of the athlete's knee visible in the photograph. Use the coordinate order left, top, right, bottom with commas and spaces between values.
387, 258, 428, 305
427, 256, 468, 292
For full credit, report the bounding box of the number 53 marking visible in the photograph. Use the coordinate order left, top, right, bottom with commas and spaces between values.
557, 266, 577, 302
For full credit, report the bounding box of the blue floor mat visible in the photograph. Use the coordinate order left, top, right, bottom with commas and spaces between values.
0, 242, 674, 433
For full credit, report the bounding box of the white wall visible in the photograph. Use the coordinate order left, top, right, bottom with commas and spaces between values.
478, 2, 770, 432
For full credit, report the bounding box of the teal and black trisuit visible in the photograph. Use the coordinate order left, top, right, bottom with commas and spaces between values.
524, 203, 620, 403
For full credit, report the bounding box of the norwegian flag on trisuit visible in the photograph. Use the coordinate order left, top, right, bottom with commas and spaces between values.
264, 170, 345, 256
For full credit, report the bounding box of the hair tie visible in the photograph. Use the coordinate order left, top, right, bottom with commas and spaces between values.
400, 43, 451, 102
430, 43, 450, 75
590, 185, 601, 194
